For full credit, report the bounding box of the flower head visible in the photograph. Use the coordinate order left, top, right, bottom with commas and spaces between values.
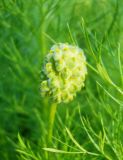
41, 43, 87, 103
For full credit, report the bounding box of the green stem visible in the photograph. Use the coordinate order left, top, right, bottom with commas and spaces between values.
48, 103, 57, 146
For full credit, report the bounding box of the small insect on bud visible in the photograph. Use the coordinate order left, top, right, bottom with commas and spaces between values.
41, 43, 87, 103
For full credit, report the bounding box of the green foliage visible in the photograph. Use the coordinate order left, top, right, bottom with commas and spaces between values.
0, 0, 123, 160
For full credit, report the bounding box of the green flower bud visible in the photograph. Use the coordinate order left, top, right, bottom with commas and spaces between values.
41, 43, 87, 103
45, 62, 53, 73
41, 80, 49, 96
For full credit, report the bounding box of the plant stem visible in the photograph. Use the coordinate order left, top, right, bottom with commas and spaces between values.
48, 103, 57, 146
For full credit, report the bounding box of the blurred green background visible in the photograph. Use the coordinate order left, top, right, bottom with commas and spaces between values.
0, 0, 123, 159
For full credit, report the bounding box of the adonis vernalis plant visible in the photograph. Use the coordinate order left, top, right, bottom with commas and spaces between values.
41, 43, 87, 145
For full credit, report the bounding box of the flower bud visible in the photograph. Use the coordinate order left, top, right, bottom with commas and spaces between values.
41, 43, 87, 103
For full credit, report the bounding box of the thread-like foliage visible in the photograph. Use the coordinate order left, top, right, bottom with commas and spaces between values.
0, 0, 123, 160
